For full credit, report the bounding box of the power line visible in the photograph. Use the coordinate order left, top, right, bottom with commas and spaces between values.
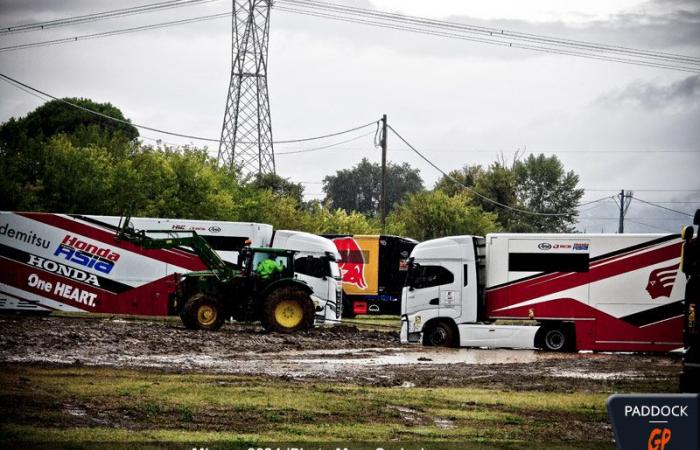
276, 131, 375, 155
388, 124, 579, 217
274, 1, 700, 73
0, 72, 378, 146
0, 11, 232, 53
0, 0, 217, 35
632, 196, 695, 217
279, 0, 700, 66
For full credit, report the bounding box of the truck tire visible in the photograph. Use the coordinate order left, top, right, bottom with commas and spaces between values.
261, 287, 314, 333
182, 294, 225, 331
423, 321, 457, 347
539, 325, 574, 352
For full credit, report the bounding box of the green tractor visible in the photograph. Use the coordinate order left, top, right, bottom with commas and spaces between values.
115, 218, 315, 333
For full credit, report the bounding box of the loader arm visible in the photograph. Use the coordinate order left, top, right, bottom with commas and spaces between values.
115, 218, 230, 279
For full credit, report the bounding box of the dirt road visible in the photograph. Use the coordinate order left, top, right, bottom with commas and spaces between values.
0, 315, 681, 392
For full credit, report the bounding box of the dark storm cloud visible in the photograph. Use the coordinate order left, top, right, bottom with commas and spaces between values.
596, 75, 700, 109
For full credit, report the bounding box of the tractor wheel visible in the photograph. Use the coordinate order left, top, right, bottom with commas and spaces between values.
182, 294, 225, 331
423, 321, 457, 347
261, 287, 314, 333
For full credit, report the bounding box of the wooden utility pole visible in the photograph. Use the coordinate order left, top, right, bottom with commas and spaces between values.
380, 114, 387, 233
618, 189, 625, 233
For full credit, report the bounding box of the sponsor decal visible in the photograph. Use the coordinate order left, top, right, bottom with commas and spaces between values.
27, 254, 100, 287
54, 235, 121, 274
208, 226, 221, 233
607, 394, 698, 450
573, 242, 590, 251
27, 273, 97, 307
646, 263, 680, 299
171, 224, 206, 231
333, 237, 367, 289
0, 222, 51, 249
538, 242, 552, 250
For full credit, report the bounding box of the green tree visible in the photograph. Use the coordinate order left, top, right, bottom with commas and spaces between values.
386, 190, 498, 241
433, 164, 484, 197
322, 157, 423, 217
251, 173, 304, 204
0, 98, 139, 211
513, 154, 584, 232
433, 154, 584, 233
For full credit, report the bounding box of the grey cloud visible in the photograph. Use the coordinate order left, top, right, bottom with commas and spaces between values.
596, 75, 700, 109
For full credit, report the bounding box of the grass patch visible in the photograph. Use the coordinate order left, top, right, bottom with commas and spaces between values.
0, 366, 614, 445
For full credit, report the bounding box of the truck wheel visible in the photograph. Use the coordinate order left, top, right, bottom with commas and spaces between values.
182, 294, 225, 331
423, 321, 457, 347
261, 287, 314, 333
540, 325, 574, 352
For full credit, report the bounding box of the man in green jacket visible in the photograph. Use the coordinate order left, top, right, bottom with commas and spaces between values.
257, 256, 284, 279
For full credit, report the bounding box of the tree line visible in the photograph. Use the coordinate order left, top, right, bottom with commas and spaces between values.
0, 99, 584, 240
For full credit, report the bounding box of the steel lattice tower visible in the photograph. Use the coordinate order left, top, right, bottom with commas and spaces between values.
218, 0, 274, 175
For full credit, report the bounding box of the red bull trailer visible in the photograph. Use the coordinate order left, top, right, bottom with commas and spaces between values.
324, 235, 417, 316
401, 233, 685, 352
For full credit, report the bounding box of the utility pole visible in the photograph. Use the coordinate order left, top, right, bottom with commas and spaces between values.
380, 114, 387, 233
617, 189, 633, 233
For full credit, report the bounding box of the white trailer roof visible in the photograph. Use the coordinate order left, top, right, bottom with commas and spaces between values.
411, 235, 478, 261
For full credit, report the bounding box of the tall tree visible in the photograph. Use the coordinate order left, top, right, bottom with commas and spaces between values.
322, 157, 423, 217
433, 154, 584, 232
387, 190, 498, 241
251, 173, 305, 205
513, 154, 584, 232
433, 164, 484, 197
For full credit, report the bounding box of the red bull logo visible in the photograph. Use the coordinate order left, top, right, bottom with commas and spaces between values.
646, 263, 680, 299
333, 237, 367, 289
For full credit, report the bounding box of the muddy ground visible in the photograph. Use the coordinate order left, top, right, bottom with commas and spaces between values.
0, 314, 681, 392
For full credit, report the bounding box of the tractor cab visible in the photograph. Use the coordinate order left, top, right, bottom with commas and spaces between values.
239, 247, 297, 281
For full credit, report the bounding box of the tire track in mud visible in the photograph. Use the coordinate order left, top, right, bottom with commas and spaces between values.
0, 314, 682, 391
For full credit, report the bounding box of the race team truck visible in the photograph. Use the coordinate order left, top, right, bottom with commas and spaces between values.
401, 233, 685, 352
0, 212, 342, 324
324, 234, 417, 316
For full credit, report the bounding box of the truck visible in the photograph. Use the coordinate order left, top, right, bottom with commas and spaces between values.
323, 234, 417, 316
0, 212, 342, 324
401, 233, 686, 352
680, 210, 700, 392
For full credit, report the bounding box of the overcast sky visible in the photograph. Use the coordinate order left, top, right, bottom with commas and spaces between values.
0, 0, 698, 233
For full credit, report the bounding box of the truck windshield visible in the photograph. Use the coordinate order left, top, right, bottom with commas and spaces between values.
329, 260, 341, 279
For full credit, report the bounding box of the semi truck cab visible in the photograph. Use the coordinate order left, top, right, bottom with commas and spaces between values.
401, 235, 540, 349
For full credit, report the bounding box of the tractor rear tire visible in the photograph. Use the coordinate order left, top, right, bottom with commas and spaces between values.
182, 294, 225, 331
261, 287, 314, 333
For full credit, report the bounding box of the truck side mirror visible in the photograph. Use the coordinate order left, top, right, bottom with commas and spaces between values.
682, 225, 695, 241
694, 209, 700, 226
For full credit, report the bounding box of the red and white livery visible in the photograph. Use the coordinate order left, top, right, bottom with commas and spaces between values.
0, 212, 342, 323
401, 233, 685, 352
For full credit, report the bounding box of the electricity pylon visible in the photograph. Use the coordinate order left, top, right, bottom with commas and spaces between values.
218, 0, 274, 176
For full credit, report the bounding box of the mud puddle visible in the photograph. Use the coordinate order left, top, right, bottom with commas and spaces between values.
0, 314, 682, 390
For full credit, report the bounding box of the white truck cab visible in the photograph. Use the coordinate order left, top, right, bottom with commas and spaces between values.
400, 235, 539, 349
271, 230, 343, 323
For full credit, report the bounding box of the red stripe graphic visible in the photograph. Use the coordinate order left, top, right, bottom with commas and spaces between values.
490, 298, 682, 352
486, 242, 682, 312
18, 212, 206, 271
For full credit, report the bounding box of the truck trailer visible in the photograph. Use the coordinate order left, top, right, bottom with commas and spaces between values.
324, 234, 417, 316
0, 212, 342, 324
401, 233, 685, 352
